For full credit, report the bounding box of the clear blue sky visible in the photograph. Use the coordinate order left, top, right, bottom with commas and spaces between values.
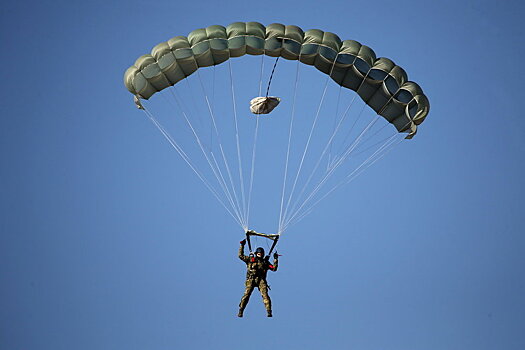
1, 0, 524, 349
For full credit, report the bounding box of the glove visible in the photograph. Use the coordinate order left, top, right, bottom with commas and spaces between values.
273, 252, 279, 259
240, 239, 246, 245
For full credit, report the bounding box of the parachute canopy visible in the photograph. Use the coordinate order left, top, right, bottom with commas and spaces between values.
124, 22, 429, 138
123, 22, 431, 235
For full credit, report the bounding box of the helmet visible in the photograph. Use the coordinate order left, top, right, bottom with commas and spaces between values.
255, 247, 265, 256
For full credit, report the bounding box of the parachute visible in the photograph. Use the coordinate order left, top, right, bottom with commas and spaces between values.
123, 22, 430, 238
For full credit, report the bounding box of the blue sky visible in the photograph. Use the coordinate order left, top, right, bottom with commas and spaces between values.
1, 0, 524, 349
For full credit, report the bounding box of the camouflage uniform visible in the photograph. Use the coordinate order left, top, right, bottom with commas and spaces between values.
238, 243, 278, 317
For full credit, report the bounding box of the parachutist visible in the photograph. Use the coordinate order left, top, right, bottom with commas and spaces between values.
238, 240, 278, 317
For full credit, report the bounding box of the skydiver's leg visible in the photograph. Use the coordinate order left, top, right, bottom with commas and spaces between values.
258, 280, 272, 317
238, 279, 255, 317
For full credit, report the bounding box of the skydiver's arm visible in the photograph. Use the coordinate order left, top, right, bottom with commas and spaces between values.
269, 256, 278, 271
239, 242, 250, 263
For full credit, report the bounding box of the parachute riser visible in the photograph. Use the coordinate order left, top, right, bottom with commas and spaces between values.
245, 232, 253, 253
246, 230, 280, 256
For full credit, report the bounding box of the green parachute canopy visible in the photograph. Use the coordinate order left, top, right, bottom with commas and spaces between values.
123, 21, 432, 234
124, 22, 429, 138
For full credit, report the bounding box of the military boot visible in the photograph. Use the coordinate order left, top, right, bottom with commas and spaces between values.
267, 310, 272, 317
237, 309, 244, 318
